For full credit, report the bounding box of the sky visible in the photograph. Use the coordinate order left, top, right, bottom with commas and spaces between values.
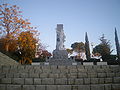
0, 0, 120, 54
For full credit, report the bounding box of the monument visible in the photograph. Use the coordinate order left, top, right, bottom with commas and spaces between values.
46, 24, 75, 65
53, 24, 68, 60
56, 24, 65, 50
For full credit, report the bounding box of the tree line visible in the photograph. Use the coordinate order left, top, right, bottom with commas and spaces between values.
67, 32, 120, 63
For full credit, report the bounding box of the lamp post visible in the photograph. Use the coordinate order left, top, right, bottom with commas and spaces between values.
35, 43, 39, 58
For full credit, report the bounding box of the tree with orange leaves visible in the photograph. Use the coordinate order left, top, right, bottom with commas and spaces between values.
0, 4, 32, 51
0, 4, 40, 64
17, 31, 38, 64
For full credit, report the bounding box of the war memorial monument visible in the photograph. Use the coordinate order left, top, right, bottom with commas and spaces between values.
46, 24, 75, 65
53, 24, 68, 60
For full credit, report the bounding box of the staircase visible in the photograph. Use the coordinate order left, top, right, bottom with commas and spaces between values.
0, 65, 120, 90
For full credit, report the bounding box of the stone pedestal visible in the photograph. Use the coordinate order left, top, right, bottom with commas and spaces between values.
46, 59, 75, 65
53, 49, 68, 60
46, 49, 75, 65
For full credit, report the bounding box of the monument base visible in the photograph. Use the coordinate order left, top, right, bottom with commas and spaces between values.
46, 59, 76, 65
52, 49, 68, 60
45, 49, 76, 65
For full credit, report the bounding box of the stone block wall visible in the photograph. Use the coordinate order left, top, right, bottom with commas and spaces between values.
0, 65, 120, 90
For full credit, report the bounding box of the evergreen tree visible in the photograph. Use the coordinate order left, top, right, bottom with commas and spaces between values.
93, 34, 112, 55
115, 28, 120, 60
85, 32, 91, 60
93, 34, 113, 61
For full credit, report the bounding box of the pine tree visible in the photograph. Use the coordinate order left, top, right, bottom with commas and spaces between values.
115, 28, 120, 60
85, 32, 91, 60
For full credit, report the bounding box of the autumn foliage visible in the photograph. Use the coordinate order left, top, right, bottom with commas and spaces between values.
0, 4, 40, 64
0, 4, 34, 51
17, 31, 38, 64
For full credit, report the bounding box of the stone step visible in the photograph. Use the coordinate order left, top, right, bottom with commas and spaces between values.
0, 65, 120, 69
0, 70, 111, 74
0, 65, 120, 74
0, 84, 120, 90
0, 77, 120, 85
1, 72, 120, 78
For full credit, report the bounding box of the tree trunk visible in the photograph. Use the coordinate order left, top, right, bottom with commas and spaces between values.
5, 44, 9, 52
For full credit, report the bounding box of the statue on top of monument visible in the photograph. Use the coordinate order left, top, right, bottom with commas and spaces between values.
56, 24, 66, 50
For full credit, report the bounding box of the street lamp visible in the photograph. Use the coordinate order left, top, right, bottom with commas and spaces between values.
35, 43, 39, 58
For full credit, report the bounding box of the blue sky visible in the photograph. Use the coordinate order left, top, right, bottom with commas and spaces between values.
0, 0, 120, 54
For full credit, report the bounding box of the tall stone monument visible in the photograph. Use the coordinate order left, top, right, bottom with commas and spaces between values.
53, 24, 68, 60
56, 24, 65, 50
46, 24, 75, 65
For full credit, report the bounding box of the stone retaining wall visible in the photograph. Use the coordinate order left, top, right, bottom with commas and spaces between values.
0, 52, 19, 65
0, 65, 120, 90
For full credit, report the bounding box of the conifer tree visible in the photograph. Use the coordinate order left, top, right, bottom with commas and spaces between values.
115, 28, 120, 60
85, 32, 91, 60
